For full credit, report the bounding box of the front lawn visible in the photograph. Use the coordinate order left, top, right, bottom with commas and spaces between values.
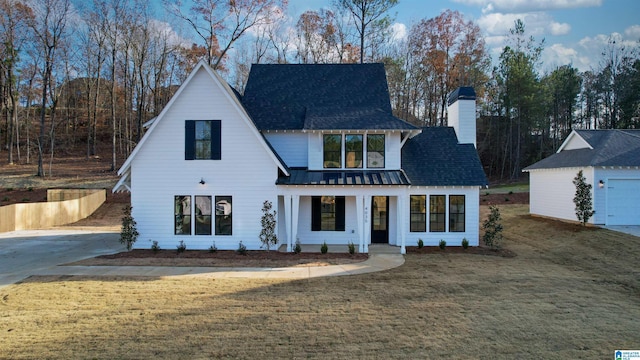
1, 205, 638, 359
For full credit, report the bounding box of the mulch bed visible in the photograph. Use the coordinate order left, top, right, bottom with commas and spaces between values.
407, 245, 517, 258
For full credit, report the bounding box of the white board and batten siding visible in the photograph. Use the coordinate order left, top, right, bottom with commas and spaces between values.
594, 168, 640, 225
529, 167, 594, 223
404, 187, 480, 247
130, 66, 279, 250
306, 131, 401, 170
263, 131, 308, 168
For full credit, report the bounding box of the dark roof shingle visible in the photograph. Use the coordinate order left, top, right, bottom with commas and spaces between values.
242, 63, 416, 131
524, 129, 640, 170
401, 127, 487, 186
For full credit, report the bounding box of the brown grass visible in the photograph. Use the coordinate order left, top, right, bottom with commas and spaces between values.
1, 205, 639, 359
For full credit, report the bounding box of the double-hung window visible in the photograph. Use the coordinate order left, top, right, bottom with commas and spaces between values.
410, 195, 426, 232
323, 134, 342, 168
174, 196, 191, 235
429, 195, 446, 232
449, 195, 465, 232
215, 196, 232, 235
367, 134, 385, 168
345, 135, 363, 168
185, 120, 221, 160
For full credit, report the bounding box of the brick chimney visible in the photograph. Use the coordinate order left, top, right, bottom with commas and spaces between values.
447, 87, 477, 148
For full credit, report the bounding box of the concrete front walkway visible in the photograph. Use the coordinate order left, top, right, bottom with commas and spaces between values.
0, 229, 404, 286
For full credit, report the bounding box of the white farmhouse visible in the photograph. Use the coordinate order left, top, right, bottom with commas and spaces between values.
114, 61, 487, 253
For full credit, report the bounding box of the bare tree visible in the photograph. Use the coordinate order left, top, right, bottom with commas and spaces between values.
334, 0, 398, 63
165, 0, 288, 70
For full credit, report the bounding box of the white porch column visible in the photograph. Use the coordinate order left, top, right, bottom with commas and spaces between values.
399, 195, 407, 254
291, 195, 300, 252
284, 195, 292, 252
364, 195, 372, 253
356, 195, 364, 253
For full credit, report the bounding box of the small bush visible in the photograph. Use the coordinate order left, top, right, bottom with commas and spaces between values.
348, 242, 355, 255
462, 238, 469, 249
21, 198, 30, 202
6, 187, 13, 192
120, 205, 139, 251
483, 205, 503, 250
320, 241, 328, 254
417, 238, 424, 248
176, 240, 186, 253
27, 187, 33, 192
209, 242, 217, 253
237, 241, 247, 255
439, 239, 446, 250
508, 190, 513, 195
151, 241, 160, 252
484, 192, 489, 196
293, 239, 301, 254
504, 197, 510, 202
2, 197, 9, 202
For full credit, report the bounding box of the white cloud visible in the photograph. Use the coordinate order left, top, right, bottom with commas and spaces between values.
477, 12, 567, 38
390, 22, 407, 42
549, 22, 570, 36
541, 43, 588, 71
453, 0, 602, 13
625, 25, 640, 39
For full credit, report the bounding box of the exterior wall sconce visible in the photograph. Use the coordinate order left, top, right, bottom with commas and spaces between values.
598, 180, 604, 188
199, 178, 206, 185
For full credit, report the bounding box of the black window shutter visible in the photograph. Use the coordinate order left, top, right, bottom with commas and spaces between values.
311, 196, 321, 231
211, 120, 221, 160
185, 120, 195, 160
336, 196, 345, 231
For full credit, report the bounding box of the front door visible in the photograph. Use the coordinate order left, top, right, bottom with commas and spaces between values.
371, 196, 389, 243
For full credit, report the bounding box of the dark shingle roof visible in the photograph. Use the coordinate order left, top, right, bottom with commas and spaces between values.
277, 169, 410, 185
242, 63, 416, 131
524, 129, 640, 170
401, 127, 487, 186
447, 86, 476, 106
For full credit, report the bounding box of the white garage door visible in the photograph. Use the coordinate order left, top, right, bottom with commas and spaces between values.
606, 179, 640, 225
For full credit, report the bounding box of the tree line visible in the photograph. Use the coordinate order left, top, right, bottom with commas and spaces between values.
1, 0, 639, 181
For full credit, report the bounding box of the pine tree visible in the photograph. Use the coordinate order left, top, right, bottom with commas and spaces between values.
259, 200, 278, 251
573, 170, 595, 226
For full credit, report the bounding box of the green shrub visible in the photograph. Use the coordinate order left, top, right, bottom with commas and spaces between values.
151, 241, 160, 252
320, 241, 328, 254
6, 187, 13, 192
348, 242, 355, 255
417, 238, 424, 248
439, 239, 446, 250
508, 190, 513, 195
237, 241, 247, 255
293, 240, 301, 254
27, 187, 33, 192
483, 205, 503, 250
461, 238, 469, 249
120, 206, 139, 251
176, 240, 186, 253
2, 197, 9, 202
209, 241, 217, 253
21, 198, 30, 202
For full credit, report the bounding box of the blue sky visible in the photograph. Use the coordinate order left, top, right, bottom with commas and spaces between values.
288, 0, 640, 72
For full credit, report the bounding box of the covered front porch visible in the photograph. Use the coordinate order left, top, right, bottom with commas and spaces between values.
277, 192, 408, 254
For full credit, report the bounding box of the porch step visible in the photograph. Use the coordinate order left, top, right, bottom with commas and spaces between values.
368, 244, 402, 255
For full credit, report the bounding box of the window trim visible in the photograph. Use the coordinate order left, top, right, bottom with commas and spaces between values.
215, 196, 233, 236
185, 120, 221, 160
410, 195, 426, 232
311, 196, 345, 231
366, 133, 385, 168
429, 195, 446, 232
323, 134, 342, 168
449, 195, 465, 232
174, 195, 192, 235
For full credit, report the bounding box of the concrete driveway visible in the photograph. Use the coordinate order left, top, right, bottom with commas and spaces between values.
0, 229, 123, 288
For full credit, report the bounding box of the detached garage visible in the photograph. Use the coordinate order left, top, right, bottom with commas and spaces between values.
524, 129, 640, 226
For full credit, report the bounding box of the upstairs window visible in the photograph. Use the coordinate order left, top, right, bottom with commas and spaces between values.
185, 120, 221, 160
367, 134, 385, 168
345, 135, 363, 168
323, 134, 341, 168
